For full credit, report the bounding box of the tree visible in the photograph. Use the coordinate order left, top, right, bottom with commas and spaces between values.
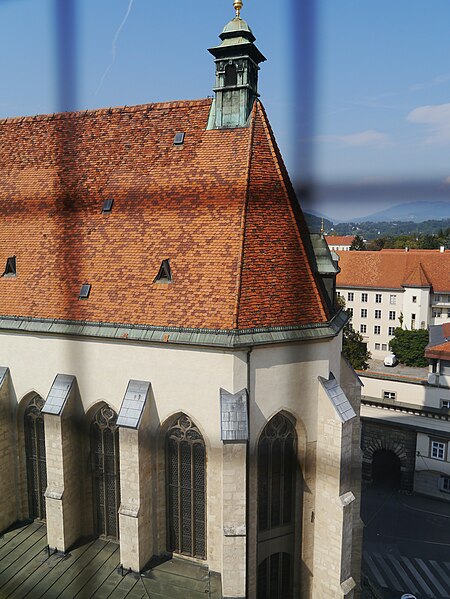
337, 295, 371, 369
389, 328, 429, 367
342, 323, 371, 370
350, 235, 366, 251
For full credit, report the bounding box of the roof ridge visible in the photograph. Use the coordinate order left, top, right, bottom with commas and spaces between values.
232, 102, 257, 329
255, 102, 329, 321
0, 98, 212, 125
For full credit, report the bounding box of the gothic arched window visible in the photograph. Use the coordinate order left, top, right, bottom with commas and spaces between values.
24, 395, 47, 520
257, 413, 297, 599
91, 406, 120, 539
166, 414, 206, 559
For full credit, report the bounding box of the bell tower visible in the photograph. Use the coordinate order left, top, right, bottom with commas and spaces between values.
207, 1, 266, 129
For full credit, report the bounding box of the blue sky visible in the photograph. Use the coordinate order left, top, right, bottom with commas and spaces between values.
1, 0, 449, 220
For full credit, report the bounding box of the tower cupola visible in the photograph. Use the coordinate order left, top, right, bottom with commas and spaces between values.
207, 1, 266, 129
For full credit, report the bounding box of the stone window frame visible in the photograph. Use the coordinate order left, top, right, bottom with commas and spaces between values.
389, 311, 396, 320
374, 343, 380, 350
441, 400, 450, 409
374, 325, 381, 335
360, 324, 366, 333
388, 326, 395, 336
374, 310, 382, 319
347, 307, 353, 317
383, 391, 396, 401
375, 293, 382, 303
361, 292, 368, 303
389, 295, 397, 305
347, 292, 354, 302
361, 308, 367, 318
429, 438, 448, 461
439, 476, 450, 493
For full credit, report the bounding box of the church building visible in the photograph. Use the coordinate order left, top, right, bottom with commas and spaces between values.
0, 2, 362, 597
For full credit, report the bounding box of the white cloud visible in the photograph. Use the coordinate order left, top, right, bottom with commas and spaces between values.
320, 130, 390, 147
407, 103, 450, 143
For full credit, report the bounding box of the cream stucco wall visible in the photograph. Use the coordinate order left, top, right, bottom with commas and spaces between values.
0, 327, 362, 598
360, 373, 450, 409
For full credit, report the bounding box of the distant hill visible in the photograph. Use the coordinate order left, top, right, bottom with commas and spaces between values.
303, 212, 333, 234
357, 201, 450, 223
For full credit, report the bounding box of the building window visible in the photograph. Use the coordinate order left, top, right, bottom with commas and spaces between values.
362, 293, 368, 303
388, 326, 395, 336
389, 311, 396, 320
375, 310, 381, 319
360, 324, 367, 333
91, 406, 120, 540
337, 291, 341, 297
25, 395, 47, 521
383, 391, 396, 400
412, 296, 417, 303
347, 292, 354, 301
166, 414, 206, 559
375, 343, 380, 350
347, 307, 353, 317
390, 295, 396, 305
361, 309, 367, 318
440, 477, 450, 493
374, 325, 381, 335
430, 440, 447, 461
433, 310, 442, 318
441, 400, 450, 409
382, 344, 387, 351
375, 294, 382, 303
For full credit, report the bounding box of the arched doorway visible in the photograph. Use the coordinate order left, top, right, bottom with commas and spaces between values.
91, 406, 120, 539
166, 414, 206, 559
24, 395, 47, 520
372, 449, 401, 489
257, 414, 297, 599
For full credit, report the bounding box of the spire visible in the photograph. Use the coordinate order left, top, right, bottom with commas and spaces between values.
207, 1, 266, 129
233, 0, 243, 18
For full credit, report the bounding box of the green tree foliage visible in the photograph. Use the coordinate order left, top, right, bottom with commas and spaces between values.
342, 323, 371, 370
337, 295, 371, 369
389, 328, 429, 367
350, 234, 366, 251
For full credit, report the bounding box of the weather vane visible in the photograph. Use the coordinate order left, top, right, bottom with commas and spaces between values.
233, 0, 243, 18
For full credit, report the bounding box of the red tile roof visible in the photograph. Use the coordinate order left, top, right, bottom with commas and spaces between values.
325, 236, 355, 246
0, 99, 329, 331
337, 250, 450, 292
425, 341, 450, 361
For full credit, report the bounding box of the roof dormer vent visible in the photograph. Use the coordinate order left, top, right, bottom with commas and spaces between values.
154, 259, 172, 284
79, 283, 91, 299
101, 199, 114, 213
2, 256, 16, 277
173, 132, 185, 145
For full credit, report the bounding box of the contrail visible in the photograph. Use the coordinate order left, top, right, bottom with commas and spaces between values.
96, 0, 135, 95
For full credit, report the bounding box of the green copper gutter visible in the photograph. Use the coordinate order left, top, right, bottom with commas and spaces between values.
0, 309, 347, 349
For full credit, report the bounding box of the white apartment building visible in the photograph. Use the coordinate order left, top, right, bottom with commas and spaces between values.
359, 323, 450, 501
337, 249, 450, 359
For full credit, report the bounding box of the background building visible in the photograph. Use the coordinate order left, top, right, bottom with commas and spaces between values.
337, 248, 450, 359
325, 235, 356, 252
358, 323, 450, 500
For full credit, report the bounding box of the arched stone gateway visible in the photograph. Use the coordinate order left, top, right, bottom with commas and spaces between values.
361, 421, 417, 492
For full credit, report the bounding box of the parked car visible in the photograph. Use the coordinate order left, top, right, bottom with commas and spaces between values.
384, 353, 398, 367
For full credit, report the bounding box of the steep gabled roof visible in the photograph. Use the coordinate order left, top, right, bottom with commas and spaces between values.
337, 250, 450, 291
0, 99, 330, 337
402, 262, 431, 288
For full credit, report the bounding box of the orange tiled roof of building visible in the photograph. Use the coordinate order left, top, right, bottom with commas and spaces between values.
0, 99, 329, 331
337, 249, 450, 291
325, 236, 355, 246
